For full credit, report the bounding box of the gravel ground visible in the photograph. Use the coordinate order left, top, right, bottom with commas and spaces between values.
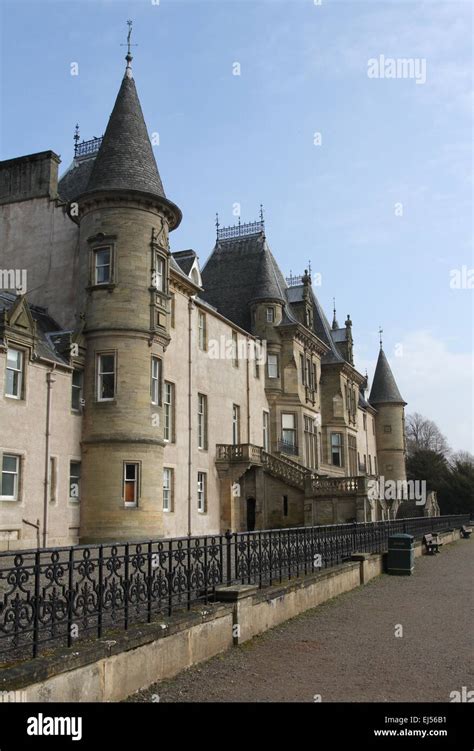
126, 539, 474, 703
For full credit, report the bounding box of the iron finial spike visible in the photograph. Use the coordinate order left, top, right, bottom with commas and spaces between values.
121, 19, 138, 77
379, 326, 383, 349
259, 203, 264, 224
74, 124, 80, 156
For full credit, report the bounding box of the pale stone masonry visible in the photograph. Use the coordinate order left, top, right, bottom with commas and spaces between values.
0, 51, 414, 550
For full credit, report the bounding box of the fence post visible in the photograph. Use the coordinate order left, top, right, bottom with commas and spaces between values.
124, 543, 129, 630
67, 547, 74, 648
147, 541, 152, 624
225, 529, 232, 586
32, 550, 40, 659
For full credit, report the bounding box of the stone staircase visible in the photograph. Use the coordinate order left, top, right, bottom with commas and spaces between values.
215, 444, 307, 490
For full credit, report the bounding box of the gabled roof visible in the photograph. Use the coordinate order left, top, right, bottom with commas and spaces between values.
201, 231, 290, 331
0, 292, 71, 365
84, 74, 165, 199
369, 348, 406, 405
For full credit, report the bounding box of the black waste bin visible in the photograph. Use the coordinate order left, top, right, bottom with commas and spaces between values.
387, 533, 414, 575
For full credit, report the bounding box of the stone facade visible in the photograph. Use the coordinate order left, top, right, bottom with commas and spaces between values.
0, 55, 413, 550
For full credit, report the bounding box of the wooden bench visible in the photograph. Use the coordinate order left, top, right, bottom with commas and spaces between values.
423, 533, 443, 554
460, 525, 472, 539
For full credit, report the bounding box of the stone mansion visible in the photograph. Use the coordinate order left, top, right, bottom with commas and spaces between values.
0, 52, 412, 550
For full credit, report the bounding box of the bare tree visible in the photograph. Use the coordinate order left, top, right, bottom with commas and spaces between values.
450, 450, 474, 467
405, 412, 450, 457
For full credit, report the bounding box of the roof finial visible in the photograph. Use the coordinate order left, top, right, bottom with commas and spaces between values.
121, 19, 137, 78
332, 297, 339, 330
259, 204, 264, 224
379, 326, 383, 349
73, 124, 80, 157
215, 212, 220, 238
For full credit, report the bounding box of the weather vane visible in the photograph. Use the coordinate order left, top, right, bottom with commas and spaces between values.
121, 20, 138, 72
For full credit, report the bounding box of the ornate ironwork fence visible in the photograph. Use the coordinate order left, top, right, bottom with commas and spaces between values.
0, 515, 469, 664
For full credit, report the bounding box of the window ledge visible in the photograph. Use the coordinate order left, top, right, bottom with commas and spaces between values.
87, 283, 116, 293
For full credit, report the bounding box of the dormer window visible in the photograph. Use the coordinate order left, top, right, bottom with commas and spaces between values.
94, 247, 111, 285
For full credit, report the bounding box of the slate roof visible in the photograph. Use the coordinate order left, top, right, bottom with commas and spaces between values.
201, 231, 291, 332
369, 348, 406, 405
83, 74, 166, 199
0, 292, 70, 365
172, 250, 197, 276
58, 157, 95, 202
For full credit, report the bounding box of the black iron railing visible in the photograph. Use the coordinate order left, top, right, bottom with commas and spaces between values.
0, 515, 469, 664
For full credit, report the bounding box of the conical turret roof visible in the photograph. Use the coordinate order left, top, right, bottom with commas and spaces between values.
369, 348, 406, 405
85, 73, 165, 197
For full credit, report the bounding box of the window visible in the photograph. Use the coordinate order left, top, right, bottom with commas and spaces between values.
384, 425, 392, 433
97, 353, 116, 401
164, 382, 175, 442
1, 454, 20, 500
123, 462, 139, 506
311, 363, 317, 391
283, 495, 288, 517
198, 393, 208, 449
374, 456, 378, 475
363, 413, 367, 431
372, 417, 375, 435
163, 468, 173, 512
232, 404, 240, 445
281, 413, 296, 449
300, 354, 305, 385
266, 307, 275, 323
154, 254, 165, 292
348, 434, 357, 475
331, 433, 343, 467
262, 411, 269, 452
304, 415, 317, 469
151, 357, 162, 405
267, 354, 279, 378
254, 345, 260, 379
71, 370, 83, 411
5, 348, 23, 398
368, 455, 372, 475
198, 311, 207, 350
94, 247, 111, 285
197, 472, 207, 513
69, 461, 81, 502
232, 331, 239, 367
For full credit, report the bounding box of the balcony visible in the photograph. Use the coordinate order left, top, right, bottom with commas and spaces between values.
278, 439, 299, 457
310, 475, 370, 496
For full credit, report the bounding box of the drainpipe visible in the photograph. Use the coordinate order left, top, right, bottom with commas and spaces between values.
246, 338, 250, 443
43, 367, 56, 548
187, 299, 193, 537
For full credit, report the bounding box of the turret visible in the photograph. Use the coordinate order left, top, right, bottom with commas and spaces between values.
76, 35, 181, 542
369, 341, 407, 507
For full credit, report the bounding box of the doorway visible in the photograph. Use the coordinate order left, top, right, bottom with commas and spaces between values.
246, 497, 256, 531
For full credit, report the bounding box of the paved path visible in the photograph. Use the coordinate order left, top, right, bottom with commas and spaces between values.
127, 539, 474, 702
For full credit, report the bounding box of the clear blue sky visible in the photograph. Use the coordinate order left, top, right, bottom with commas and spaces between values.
0, 0, 472, 451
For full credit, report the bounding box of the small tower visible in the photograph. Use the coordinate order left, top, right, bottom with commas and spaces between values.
369, 336, 407, 512
76, 29, 181, 542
